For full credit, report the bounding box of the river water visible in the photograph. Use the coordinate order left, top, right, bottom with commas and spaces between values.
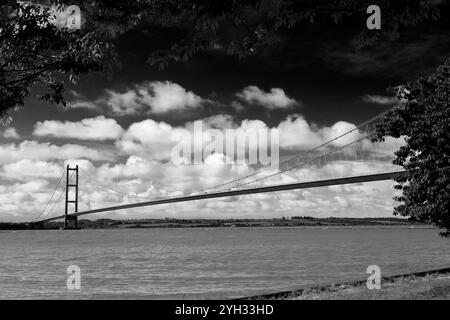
0, 226, 449, 299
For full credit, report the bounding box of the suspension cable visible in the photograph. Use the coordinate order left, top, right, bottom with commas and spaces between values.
33, 169, 66, 222
195, 109, 390, 194
218, 132, 378, 191
83, 173, 157, 201
38, 171, 75, 222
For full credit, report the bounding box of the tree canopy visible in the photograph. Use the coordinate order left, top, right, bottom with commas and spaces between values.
375, 58, 450, 237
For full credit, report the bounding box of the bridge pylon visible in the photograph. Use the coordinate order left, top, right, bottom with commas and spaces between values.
64, 165, 79, 229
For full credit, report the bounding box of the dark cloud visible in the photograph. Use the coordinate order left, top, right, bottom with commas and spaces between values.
321, 32, 450, 79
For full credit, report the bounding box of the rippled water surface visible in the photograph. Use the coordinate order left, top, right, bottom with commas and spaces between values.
0, 227, 449, 299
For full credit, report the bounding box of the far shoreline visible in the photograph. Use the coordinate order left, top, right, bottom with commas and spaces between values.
0, 217, 431, 230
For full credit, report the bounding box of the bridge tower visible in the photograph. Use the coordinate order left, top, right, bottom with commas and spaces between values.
64, 165, 79, 229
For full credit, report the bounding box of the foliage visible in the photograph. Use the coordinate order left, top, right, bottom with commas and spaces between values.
0, 1, 116, 121
375, 58, 450, 237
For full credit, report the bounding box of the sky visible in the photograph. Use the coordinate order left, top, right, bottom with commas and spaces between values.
1, 3, 449, 222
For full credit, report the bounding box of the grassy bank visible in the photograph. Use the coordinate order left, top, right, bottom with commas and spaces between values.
245, 268, 450, 300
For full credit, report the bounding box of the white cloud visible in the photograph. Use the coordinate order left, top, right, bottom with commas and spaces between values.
278, 115, 363, 150
116, 113, 398, 165
92, 154, 257, 198
2, 127, 20, 139
71, 81, 205, 116
0, 140, 113, 165
236, 86, 298, 109
33, 116, 123, 141
0, 160, 63, 181
0, 179, 59, 220
137, 81, 204, 114
117, 119, 184, 161
375, 136, 406, 156
117, 116, 274, 162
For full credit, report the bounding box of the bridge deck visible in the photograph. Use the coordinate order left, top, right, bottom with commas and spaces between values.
37, 171, 404, 223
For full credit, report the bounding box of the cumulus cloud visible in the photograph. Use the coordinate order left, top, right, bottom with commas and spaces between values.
116, 113, 400, 166
0, 140, 113, 165
136, 81, 204, 114
0, 160, 63, 181
0, 112, 404, 221
71, 81, 206, 116
0, 178, 61, 220
94, 154, 252, 195
117, 116, 274, 162
236, 86, 298, 109
33, 116, 123, 141
278, 115, 363, 150
117, 119, 185, 161
375, 136, 406, 156
1, 127, 20, 139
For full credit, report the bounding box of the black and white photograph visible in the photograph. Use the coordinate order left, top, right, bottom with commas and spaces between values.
0, 0, 449, 311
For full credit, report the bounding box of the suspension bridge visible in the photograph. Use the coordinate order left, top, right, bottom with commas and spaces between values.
30, 110, 405, 229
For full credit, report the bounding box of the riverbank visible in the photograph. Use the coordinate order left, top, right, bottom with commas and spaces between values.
244, 267, 450, 300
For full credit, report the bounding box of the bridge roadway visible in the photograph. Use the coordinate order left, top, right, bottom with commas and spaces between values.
37, 171, 404, 223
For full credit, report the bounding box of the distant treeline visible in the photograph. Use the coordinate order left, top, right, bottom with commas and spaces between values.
0, 223, 29, 230
44, 216, 422, 230
0, 217, 424, 230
